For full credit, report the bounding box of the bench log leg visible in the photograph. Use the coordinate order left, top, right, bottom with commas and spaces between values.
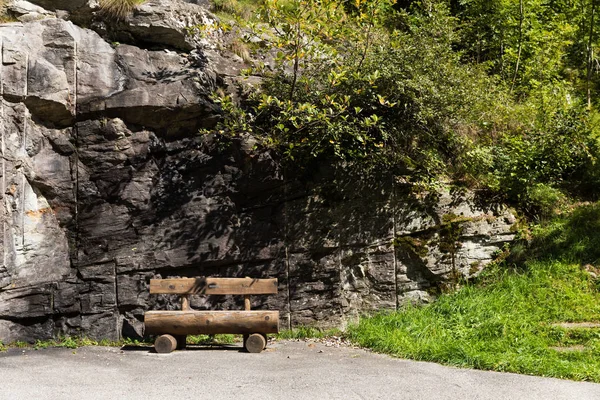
244, 333, 267, 351
155, 334, 177, 354
245, 333, 266, 353
261, 333, 268, 349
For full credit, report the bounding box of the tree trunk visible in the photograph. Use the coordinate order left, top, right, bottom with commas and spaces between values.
290, 20, 301, 102
511, 0, 524, 92
587, 0, 597, 109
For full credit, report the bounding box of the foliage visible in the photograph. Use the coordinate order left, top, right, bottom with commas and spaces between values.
0, 335, 243, 351
450, 0, 600, 210
99, 0, 146, 19
452, 0, 600, 102
204, 0, 600, 216
348, 203, 600, 381
214, 1, 506, 177
528, 203, 600, 264
464, 106, 595, 215
187, 334, 237, 345
211, 0, 260, 21
1, 336, 152, 351
527, 184, 567, 217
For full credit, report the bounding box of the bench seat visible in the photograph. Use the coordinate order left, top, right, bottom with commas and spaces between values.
145, 310, 279, 336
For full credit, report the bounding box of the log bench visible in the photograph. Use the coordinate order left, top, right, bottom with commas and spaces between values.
144, 277, 279, 354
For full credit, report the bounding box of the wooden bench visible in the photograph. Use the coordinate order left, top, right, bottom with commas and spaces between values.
144, 277, 279, 353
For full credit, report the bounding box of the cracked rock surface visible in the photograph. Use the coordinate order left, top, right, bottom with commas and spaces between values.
0, 1, 515, 342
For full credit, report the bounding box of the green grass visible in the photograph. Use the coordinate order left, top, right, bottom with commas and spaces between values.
0, 330, 335, 352
211, 0, 261, 22
187, 334, 237, 345
0, 336, 150, 351
348, 203, 600, 382
0, 335, 241, 352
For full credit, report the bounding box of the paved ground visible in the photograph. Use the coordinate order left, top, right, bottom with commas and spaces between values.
1, 340, 599, 400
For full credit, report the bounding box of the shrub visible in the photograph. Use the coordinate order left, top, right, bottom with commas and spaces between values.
463, 105, 596, 215
207, 0, 600, 217
212, 0, 507, 177
527, 184, 566, 218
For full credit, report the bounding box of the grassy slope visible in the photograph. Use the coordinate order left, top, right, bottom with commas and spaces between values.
348, 204, 600, 382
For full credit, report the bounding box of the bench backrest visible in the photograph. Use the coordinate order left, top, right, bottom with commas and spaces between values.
149, 277, 278, 296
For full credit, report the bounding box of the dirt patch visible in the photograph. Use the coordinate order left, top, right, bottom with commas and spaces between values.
550, 345, 587, 353
552, 322, 600, 329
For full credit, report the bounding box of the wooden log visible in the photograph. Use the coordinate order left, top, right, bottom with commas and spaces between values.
245, 333, 266, 353
149, 277, 278, 295
181, 295, 190, 311
145, 310, 279, 335
242, 333, 267, 350
154, 334, 177, 354
244, 295, 251, 311
261, 333, 268, 349
245, 333, 268, 350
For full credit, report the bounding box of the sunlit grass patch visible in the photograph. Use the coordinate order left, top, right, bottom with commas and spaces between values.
0, 336, 152, 351
349, 204, 600, 382
187, 334, 237, 345
211, 0, 260, 21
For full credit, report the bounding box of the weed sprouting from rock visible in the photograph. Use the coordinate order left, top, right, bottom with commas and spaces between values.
99, 0, 146, 19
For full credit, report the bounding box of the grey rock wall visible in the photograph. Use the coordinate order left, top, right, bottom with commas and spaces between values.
0, 1, 516, 343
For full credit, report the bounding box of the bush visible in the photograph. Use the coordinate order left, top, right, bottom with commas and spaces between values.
527, 184, 566, 218
463, 106, 596, 214
208, 0, 600, 217
214, 0, 508, 178
211, 0, 258, 20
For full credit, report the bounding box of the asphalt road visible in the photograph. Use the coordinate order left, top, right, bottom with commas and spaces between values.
1, 340, 599, 400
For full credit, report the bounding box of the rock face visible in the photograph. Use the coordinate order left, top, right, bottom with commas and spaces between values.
0, 1, 516, 342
